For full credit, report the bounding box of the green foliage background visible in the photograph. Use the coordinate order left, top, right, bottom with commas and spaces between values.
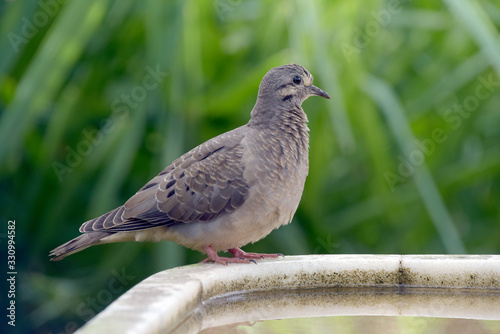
0, 0, 499, 332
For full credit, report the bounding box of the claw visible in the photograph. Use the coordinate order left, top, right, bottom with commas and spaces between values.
200, 246, 282, 265
229, 248, 283, 260
201, 246, 255, 265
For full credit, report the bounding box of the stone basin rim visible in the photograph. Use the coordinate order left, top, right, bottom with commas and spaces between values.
77, 254, 500, 334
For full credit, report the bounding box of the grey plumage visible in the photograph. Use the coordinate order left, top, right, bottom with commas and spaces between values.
50, 63, 330, 264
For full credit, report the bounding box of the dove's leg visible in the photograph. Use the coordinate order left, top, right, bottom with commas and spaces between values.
228, 248, 283, 259
200, 246, 256, 265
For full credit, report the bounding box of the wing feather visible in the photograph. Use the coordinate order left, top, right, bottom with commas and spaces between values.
78, 127, 250, 233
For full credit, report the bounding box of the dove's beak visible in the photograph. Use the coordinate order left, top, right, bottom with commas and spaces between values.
308, 85, 330, 99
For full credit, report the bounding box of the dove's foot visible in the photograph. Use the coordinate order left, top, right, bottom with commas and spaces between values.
228, 247, 283, 260
201, 246, 257, 265
200, 246, 283, 265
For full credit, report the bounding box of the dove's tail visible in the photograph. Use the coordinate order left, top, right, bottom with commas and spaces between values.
49, 232, 111, 261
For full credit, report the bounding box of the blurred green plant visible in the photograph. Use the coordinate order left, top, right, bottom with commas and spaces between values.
0, 0, 499, 332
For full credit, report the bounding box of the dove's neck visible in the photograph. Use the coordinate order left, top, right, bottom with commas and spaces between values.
249, 96, 307, 127
275, 106, 310, 155
249, 98, 309, 162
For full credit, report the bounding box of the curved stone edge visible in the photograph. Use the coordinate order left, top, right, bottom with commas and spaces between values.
77, 254, 500, 333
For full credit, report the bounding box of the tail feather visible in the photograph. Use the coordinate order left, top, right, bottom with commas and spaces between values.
49, 232, 111, 261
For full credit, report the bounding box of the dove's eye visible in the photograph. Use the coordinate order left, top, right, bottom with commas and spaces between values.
292, 76, 302, 85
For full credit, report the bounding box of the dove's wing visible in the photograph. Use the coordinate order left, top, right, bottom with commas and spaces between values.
79, 128, 249, 233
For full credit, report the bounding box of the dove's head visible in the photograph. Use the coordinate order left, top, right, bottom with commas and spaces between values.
256, 63, 330, 107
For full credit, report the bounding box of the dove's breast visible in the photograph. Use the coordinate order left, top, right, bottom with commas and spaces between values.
153, 120, 310, 252
219, 121, 309, 242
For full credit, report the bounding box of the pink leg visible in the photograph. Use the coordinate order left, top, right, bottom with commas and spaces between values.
228, 247, 283, 260
200, 246, 256, 265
